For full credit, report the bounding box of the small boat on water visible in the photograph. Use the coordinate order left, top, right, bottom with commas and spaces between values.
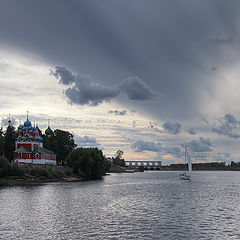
179, 146, 192, 180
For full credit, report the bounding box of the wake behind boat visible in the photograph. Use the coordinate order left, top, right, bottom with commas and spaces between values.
179, 146, 192, 180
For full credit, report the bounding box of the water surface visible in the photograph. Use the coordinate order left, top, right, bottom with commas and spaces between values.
1, 171, 240, 239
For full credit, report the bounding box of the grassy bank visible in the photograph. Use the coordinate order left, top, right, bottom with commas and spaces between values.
0, 163, 86, 186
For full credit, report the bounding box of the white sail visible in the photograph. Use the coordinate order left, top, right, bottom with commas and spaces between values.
186, 150, 192, 173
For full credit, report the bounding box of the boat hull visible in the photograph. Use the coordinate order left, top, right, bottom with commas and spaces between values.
179, 174, 190, 180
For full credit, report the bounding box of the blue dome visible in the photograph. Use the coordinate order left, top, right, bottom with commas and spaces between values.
18, 125, 23, 130
39, 136, 43, 142
45, 126, 53, 136
33, 127, 37, 131
24, 119, 32, 127
29, 126, 33, 130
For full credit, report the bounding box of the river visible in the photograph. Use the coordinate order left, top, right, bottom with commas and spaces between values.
1, 171, 240, 239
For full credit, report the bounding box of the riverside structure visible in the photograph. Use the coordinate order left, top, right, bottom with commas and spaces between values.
125, 160, 162, 170
13, 116, 56, 165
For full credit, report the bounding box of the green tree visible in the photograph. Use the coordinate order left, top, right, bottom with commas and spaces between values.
116, 150, 124, 158
112, 150, 125, 167
43, 129, 76, 164
4, 125, 16, 162
0, 128, 4, 156
0, 156, 11, 177
66, 147, 109, 179
0, 156, 24, 178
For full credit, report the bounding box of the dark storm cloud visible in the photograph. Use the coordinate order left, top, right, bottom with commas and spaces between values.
212, 114, 240, 138
108, 110, 127, 115
50, 66, 75, 85
51, 66, 119, 106
119, 77, 157, 101
131, 140, 162, 152
188, 128, 196, 135
64, 84, 118, 106
162, 122, 181, 134
188, 137, 213, 153
51, 66, 158, 106
1, 1, 240, 120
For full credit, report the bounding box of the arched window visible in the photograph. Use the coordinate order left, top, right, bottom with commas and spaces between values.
35, 153, 39, 159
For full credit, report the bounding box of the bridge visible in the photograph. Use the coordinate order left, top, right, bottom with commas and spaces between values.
125, 161, 162, 170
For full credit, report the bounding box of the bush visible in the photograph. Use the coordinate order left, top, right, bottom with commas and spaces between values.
64, 167, 73, 176
66, 147, 109, 179
0, 156, 11, 177
10, 165, 24, 177
0, 157, 25, 178
30, 167, 50, 178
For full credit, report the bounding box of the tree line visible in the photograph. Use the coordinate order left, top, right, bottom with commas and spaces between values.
0, 124, 110, 179
168, 162, 240, 171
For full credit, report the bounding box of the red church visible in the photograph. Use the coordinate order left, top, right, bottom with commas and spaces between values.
13, 117, 56, 165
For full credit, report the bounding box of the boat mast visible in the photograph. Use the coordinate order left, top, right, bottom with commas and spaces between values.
184, 146, 187, 174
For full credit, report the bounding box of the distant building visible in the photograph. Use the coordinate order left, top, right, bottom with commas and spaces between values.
13, 116, 56, 165
125, 160, 162, 170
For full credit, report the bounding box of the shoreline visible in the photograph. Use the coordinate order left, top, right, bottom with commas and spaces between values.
0, 176, 86, 187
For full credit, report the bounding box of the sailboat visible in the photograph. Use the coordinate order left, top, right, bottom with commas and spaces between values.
179, 146, 192, 180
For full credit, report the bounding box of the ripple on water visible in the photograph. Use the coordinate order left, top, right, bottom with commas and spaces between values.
1, 171, 240, 239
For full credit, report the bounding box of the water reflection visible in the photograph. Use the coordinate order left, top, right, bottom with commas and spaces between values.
1, 171, 240, 239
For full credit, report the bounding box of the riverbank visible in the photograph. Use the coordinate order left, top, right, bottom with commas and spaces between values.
0, 176, 85, 187
0, 163, 87, 187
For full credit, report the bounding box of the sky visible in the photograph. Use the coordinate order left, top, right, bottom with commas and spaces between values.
1, 0, 240, 164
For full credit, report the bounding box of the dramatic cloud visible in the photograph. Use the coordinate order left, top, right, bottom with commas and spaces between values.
162, 122, 181, 134
108, 110, 127, 115
212, 114, 240, 138
51, 66, 119, 106
188, 137, 213, 153
50, 66, 75, 85
131, 140, 162, 152
188, 128, 196, 135
51, 67, 159, 106
119, 77, 157, 101
2, 1, 240, 163
74, 135, 101, 148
